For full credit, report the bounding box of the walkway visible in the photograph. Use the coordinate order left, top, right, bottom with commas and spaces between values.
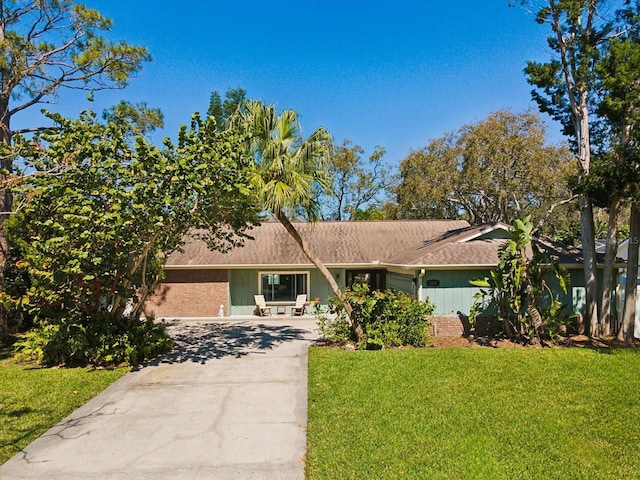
0, 317, 319, 480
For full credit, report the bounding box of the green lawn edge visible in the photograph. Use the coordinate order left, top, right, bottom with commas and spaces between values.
0, 356, 128, 465
306, 347, 640, 480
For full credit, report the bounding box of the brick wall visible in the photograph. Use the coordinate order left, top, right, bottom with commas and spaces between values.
431, 314, 498, 337
145, 269, 229, 318
431, 315, 465, 337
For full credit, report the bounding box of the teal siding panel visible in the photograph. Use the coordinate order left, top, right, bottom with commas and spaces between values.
387, 271, 414, 294
425, 287, 482, 316
229, 267, 344, 315
423, 269, 488, 316
422, 268, 586, 317
229, 269, 258, 315
309, 268, 345, 306
422, 270, 490, 289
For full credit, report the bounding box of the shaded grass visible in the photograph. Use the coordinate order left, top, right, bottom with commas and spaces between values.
0, 356, 128, 464
307, 347, 640, 480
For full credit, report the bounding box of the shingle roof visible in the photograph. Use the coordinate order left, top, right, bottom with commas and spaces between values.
166, 220, 586, 269
384, 223, 587, 268
166, 220, 470, 268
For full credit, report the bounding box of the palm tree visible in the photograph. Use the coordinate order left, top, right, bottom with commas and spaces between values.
236, 100, 362, 341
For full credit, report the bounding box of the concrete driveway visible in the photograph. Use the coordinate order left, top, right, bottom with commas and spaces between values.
0, 317, 319, 480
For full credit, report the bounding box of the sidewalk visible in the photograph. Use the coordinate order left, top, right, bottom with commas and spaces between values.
0, 317, 319, 480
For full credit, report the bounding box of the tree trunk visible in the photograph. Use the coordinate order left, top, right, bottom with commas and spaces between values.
580, 195, 599, 337
600, 195, 621, 337
275, 211, 363, 343
618, 201, 639, 343
547, 0, 599, 336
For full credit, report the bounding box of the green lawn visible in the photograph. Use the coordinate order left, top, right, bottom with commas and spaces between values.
0, 352, 128, 465
307, 347, 640, 480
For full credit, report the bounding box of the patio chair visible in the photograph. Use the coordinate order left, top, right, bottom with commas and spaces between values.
254, 295, 272, 317
291, 294, 307, 316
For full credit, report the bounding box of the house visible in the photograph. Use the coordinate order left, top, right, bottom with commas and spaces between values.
599, 237, 640, 338
145, 220, 588, 336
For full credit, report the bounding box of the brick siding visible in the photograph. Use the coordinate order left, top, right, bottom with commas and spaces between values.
145, 269, 229, 318
431, 314, 499, 337
431, 315, 465, 337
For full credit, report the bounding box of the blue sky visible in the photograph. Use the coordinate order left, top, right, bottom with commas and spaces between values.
17, 0, 560, 165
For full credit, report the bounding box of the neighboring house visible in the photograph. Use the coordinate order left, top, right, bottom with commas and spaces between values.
614, 237, 635, 262
145, 220, 588, 336
600, 237, 640, 338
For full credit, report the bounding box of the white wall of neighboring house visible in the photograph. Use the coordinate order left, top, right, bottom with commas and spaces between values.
616, 273, 640, 340
601, 238, 640, 339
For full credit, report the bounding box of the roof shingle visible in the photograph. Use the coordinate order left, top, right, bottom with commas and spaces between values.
166, 220, 470, 267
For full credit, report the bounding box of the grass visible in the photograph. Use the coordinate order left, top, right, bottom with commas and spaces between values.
306, 347, 640, 480
0, 349, 128, 465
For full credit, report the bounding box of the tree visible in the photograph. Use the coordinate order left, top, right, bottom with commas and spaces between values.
102, 100, 164, 135
589, 30, 640, 337
620, 204, 640, 342
592, 5, 640, 340
523, 0, 615, 336
206, 87, 247, 129
6, 110, 258, 364
469, 216, 570, 343
392, 110, 576, 231
235, 100, 363, 342
0, 0, 150, 337
318, 139, 394, 221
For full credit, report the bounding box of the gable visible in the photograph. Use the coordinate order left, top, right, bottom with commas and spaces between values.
383, 223, 585, 268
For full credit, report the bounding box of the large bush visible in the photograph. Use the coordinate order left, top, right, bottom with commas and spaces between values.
318, 284, 435, 349
14, 315, 172, 367
5, 110, 258, 366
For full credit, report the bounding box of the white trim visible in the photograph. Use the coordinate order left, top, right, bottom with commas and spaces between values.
164, 261, 587, 272
383, 263, 497, 270
382, 262, 586, 271
456, 223, 510, 243
164, 262, 383, 270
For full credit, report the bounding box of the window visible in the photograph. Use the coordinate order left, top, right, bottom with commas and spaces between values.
346, 269, 386, 291
259, 272, 309, 302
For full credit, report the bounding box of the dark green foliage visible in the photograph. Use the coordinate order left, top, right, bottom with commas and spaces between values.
391, 110, 575, 232
4, 109, 258, 366
102, 100, 164, 135
469, 217, 571, 341
523, 0, 615, 155
14, 316, 172, 367
318, 283, 434, 349
206, 87, 247, 129
318, 139, 393, 221
0, 247, 32, 341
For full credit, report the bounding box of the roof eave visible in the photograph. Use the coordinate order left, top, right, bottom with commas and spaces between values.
381, 263, 498, 270
164, 261, 387, 270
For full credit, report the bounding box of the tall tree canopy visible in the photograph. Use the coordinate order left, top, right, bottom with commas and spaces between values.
524, 0, 640, 338
594, 5, 640, 340
6, 109, 258, 364
0, 0, 150, 337
318, 140, 393, 221
392, 110, 576, 231
206, 87, 246, 130
234, 100, 363, 342
0, 0, 150, 145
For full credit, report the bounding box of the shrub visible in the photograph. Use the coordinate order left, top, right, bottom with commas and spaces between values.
318, 284, 435, 349
15, 314, 173, 367
469, 216, 571, 342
